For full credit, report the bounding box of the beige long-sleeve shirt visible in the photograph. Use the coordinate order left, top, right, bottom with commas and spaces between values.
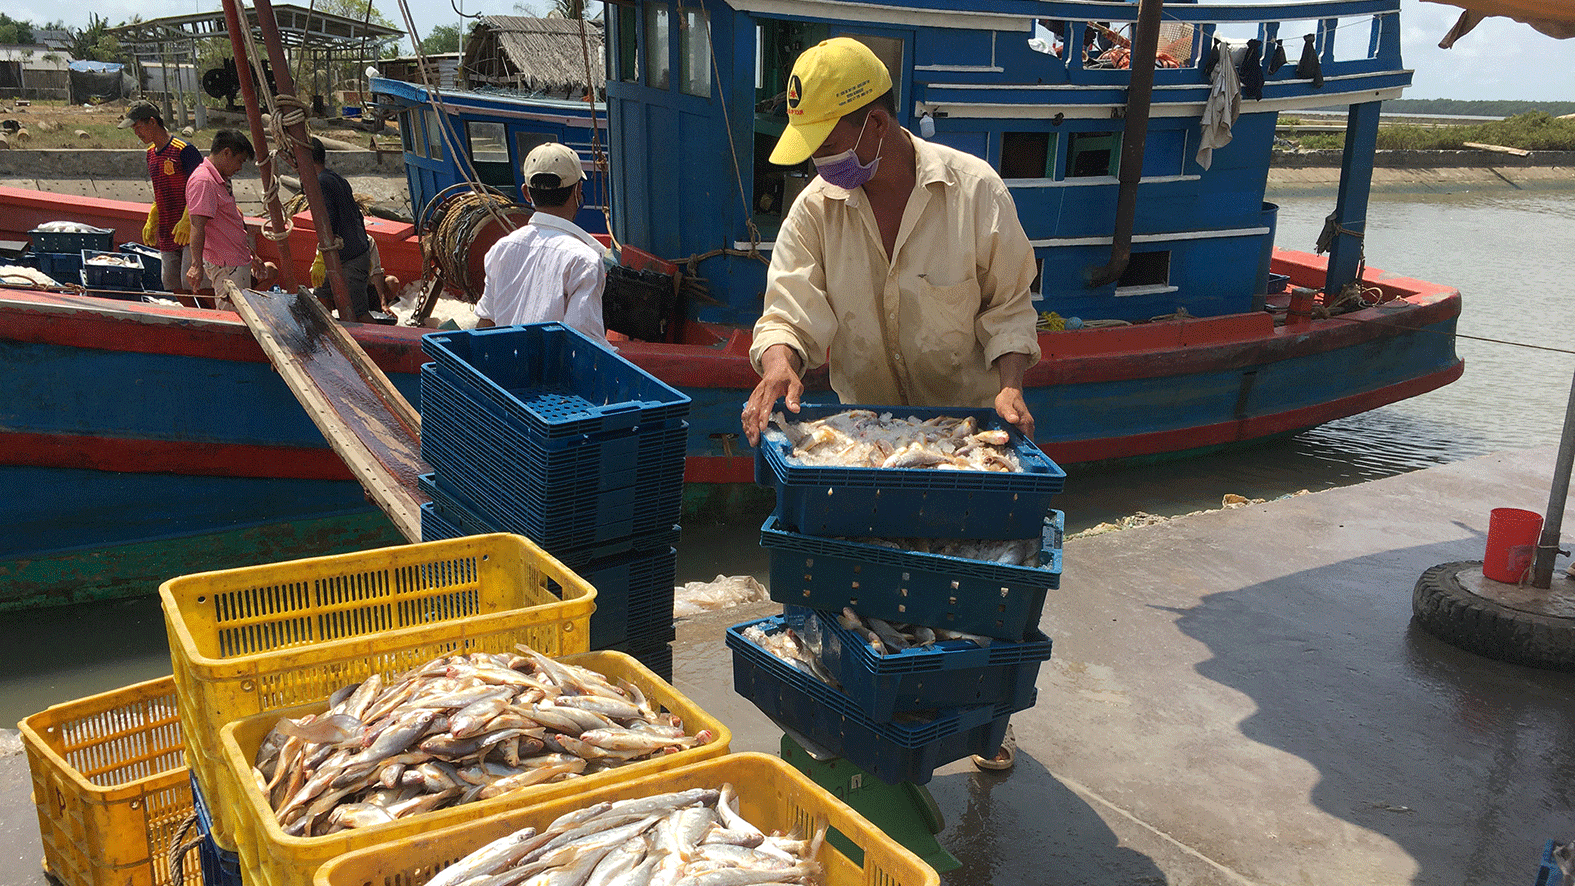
750, 130, 1041, 409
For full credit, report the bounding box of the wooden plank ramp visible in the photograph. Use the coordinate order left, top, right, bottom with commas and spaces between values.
228, 285, 428, 542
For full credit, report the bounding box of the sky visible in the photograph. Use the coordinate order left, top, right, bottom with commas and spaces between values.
15, 0, 1574, 102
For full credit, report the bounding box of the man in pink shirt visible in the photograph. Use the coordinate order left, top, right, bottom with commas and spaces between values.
185, 130, 267, 306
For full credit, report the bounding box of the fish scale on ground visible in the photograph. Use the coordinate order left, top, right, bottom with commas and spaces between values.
251, 645, 716, 837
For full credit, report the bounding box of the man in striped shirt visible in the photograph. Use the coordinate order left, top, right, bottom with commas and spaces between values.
119, 101, 202, 291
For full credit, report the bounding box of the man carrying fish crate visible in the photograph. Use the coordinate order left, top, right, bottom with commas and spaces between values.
740, 37, 1042, 770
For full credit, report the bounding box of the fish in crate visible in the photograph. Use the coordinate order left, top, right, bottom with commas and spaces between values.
769, 409, 1022, 471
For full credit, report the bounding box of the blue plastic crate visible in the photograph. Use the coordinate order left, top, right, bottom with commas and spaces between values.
32, 250, 83, 283
189, 772, 242, 886
80, 249, 145, 290
120, 242, 165, 291
1267, 272, 1290, 293
756, 404, 1066, 539
421, 323, 691, 440
29, 226, 113, 255
564, 544, 678, 649
606, 638, 673, 682
761, 512, 1063, 641
1534, 841, 1567, 886
419, 500, 467, 542
728, 615, 1025, 785
784, 606, 1053, 722
417, 471, 680, 568
420, 435, 683, 550
421, 364, 687, 494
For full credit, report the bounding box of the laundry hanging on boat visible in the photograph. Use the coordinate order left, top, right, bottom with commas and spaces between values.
1196, 40, 1241, 171
1238, 39, 1265, 100
1267, 38, 1288, 74
1297, 34, 1324, 88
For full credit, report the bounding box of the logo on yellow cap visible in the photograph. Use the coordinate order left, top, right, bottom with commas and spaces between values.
786, 74, 801, 112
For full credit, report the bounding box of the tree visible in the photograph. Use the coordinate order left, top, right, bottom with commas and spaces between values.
310, 0, 397, 30
71, 13, 124, 63
421, 24, 461, 54
0, 12, 35, 45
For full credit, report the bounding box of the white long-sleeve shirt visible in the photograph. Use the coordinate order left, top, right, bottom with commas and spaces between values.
477, 212, 606, 341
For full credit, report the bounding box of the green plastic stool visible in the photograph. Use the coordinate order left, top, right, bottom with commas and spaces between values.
780, 734, 961, 873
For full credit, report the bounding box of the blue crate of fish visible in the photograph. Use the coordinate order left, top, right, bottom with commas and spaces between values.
80, 250, 145, 291
421, 323, 690, 440
756, 404, 1065, 539
29, 225, 114, 255
728, 615, 1025, 785
421, 364, 687, 494
190, 772, 242, 886
420, 432, 684, 551
120, 242, 165, 291
784, 606, 1053, 723
761, 511, 1062, 641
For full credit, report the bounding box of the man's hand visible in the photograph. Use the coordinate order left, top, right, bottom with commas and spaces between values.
994, 352, 1035, 439
172, 210, 192, 246
185, 263, 203, 290
741, 343, 804, 445
142, 206, 158, 247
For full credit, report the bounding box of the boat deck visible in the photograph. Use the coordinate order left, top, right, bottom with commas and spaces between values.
1, 445, 1570, 884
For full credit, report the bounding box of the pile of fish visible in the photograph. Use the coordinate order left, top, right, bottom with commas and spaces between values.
836, 607, 993, 654
743, 607, 996, 689
422, 784, 827, 886
252, 647, 715, 837
854, 534, 1041, 567
769, 410, 1022, 471
83, 253, 140, 267
35, 221, 110, 233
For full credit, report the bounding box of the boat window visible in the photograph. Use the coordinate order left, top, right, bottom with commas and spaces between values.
645, 3, 671, 90
1118, 251, 1170, 289
425, 108, 446, 162
1068, 132, 1119, 177
400, 110, 419, 158
1001, 132, 1057, 179
466, 121, 509, 164
514, 132, 557, 164
679, 7, 711, 97
615, 3, 639, 82
751, 19, 828, 238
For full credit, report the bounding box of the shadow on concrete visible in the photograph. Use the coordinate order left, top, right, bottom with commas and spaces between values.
930, 753, 1169, 885
1170, 535, 1575, 886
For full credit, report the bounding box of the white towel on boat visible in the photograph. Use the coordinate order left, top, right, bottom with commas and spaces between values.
1196, 40, 1241, 171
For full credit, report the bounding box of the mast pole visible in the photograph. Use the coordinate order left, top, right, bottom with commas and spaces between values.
218, 0, 299, 291
249, 0, 357, 320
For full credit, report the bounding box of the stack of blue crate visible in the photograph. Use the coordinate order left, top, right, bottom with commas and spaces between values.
25, 226, 113, 287
730, 403, 1066, 784
416, 322, 690, 679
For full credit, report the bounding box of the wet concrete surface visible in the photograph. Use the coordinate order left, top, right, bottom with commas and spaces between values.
3, 445, 1572, 885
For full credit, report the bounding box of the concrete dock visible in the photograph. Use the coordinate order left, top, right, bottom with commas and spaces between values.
3, 444, 1571, 885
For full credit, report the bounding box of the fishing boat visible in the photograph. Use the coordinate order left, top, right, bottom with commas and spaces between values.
0, 0, 1461, 608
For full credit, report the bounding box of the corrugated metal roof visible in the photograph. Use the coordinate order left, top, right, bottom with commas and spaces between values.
0, 46, 73, 69
464, 16, 604, 95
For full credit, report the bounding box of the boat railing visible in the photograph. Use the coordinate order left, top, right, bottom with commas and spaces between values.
910, 0, 1405, 116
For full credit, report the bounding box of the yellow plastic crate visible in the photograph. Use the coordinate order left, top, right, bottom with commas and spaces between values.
159, 533, 596, 850
219, 649, 731, 886
18, 676, 203, 886
314, 752, 938, 886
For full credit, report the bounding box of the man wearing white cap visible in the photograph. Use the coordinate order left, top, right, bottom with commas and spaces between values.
476, 142, 606, 341
740, 37, 1041, 448
740, 37, 1041, 772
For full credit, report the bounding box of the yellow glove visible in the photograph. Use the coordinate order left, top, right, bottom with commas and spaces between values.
310, 250, 326, 288
142, 205, 158, 246
172, 210, 192, 246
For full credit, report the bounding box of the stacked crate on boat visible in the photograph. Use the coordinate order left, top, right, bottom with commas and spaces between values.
24, 225, 113, 287
417, 322, 690, 677
734, 404, 1065, 783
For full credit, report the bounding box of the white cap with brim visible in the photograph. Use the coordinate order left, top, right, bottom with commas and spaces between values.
522, 142, 587, 189
769, 37, 893, 166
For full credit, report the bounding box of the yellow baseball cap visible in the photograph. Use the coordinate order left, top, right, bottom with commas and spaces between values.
770, 37, 893, 166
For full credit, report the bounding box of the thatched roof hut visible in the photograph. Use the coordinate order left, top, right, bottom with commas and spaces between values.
463, 16, 604, 98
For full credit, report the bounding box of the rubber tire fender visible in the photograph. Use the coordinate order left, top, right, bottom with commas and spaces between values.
1411, 561, 1575, 671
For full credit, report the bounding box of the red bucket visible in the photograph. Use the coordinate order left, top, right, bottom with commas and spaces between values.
1483, 507, 1543, 583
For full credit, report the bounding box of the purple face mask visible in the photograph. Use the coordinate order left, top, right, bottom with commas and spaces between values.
813, 114, 884, 190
